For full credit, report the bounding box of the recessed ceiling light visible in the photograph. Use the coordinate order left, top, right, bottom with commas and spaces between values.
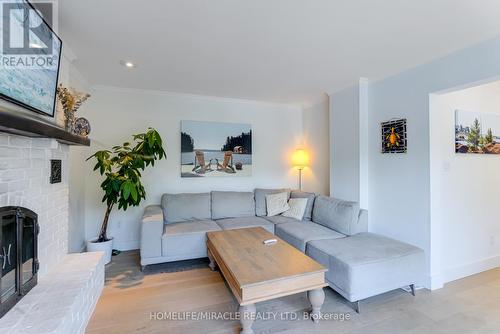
120, 60, 136, 68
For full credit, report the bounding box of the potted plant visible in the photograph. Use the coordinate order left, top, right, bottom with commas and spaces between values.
86, 128, 166, 263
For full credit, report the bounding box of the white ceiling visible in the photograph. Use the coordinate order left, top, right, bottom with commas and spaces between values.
59, 0, 500, 106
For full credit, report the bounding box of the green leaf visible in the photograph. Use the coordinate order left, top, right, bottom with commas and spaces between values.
130, 185, 138, 201
122, 182, 131, 200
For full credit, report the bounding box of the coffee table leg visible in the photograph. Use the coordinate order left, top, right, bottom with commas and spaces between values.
239, 304, 256, 334
207, 249, 217, 271
308, 288, 325, 324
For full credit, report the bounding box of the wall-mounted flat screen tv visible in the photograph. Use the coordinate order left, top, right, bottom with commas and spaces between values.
0, 0, 62, 117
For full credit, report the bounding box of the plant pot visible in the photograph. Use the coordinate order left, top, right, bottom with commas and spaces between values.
87, 237, 113, 264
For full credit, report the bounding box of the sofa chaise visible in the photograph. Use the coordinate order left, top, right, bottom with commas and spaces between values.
140, 189, 425, 312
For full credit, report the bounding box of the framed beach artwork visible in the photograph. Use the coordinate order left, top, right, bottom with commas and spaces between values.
181, 120, 252, 177
455, 110, 500, 154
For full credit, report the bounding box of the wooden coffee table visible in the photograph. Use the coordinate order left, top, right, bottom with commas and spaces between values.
206, 227, 327, 334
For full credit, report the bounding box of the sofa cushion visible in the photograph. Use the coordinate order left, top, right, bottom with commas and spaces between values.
275, 221, 345, 252
254, 188, 290, 216
282, 198, 308, 220
312, 196, 360, 235
263, 215, 303, 225
163, 220, 221, 235
215, 216, 274, 234
161, 220, 221, 260
265, 192, 290, 216
161, 193, 211, 223
211, 191, 255, 219
290, 191, 316, 220
306, 233, 425, 302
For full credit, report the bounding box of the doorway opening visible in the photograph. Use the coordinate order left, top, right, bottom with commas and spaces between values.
430, 79, 500, 289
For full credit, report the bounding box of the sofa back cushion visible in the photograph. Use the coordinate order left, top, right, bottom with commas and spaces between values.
312, 196, 360, 235
254, 188, 290, 216
290, 190, 316, 220
161, 193, 211, 223
211, 191, 255, 219
265, 192, 290, 216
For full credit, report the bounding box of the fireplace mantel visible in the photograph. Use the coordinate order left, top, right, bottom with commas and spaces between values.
0, 109, 90, 146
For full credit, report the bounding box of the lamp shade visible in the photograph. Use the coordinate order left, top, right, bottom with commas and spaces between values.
292, 149, 309, 169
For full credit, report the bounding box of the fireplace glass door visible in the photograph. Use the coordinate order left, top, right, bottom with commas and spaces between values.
0, 207, 38, 318
0, 210, 17, 303
22, 214, 36, 285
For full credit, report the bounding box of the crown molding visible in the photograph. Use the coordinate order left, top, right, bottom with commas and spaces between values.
91, 85, 302, 110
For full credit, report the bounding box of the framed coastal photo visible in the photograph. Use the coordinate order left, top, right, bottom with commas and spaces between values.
181, 120, 252, 177
455, 110, 500, 154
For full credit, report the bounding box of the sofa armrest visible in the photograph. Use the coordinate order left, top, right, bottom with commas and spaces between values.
140, 205, 164, 262
353, 209, 368, 234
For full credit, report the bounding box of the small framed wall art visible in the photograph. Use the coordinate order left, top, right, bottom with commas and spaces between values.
381, 118, 407, 154
50, 159, 62, 184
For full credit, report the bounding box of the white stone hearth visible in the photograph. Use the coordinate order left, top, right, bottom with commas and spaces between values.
0, 252, 105, 334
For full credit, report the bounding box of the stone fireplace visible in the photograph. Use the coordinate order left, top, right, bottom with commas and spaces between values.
0, 132, 104, 333
0, 134, 69, 277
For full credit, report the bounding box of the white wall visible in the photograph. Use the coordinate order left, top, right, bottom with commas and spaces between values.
59, 50, 92, 253
430, 81, 500, 286
367, 36, 500, 289
329, 36, 500, 289
329, 85, 360, 202
79, 87, 305, 249
68, 145, 88, 252
302, 94, 330, 195
329, 80, 369, 207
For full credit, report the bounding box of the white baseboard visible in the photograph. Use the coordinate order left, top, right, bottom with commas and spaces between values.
442, 255, 500, 285
112, 239, 139, 251
428, 274, 444, 291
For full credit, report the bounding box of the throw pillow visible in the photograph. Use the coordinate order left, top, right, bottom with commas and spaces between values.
282, 198, 308, 220
266, 192, 290, 216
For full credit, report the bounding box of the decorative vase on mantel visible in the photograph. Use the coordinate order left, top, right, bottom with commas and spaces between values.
56, 84, 91, 135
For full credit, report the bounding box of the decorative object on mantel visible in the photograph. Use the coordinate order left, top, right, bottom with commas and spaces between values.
292, 148, 309, 190
74, 117, 91, 137
55, 84, 90, 134
86, 128, 166, 264
381, 118, 407, 153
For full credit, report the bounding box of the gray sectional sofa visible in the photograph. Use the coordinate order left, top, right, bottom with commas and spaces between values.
140, 189, 425, 311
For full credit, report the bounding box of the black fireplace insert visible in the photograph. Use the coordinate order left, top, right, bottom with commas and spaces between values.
0, 207, 39, 318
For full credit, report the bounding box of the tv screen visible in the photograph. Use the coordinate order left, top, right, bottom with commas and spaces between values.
0, 0, 62, 117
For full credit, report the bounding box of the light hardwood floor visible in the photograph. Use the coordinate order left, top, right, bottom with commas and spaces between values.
87, 251, 500, 334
